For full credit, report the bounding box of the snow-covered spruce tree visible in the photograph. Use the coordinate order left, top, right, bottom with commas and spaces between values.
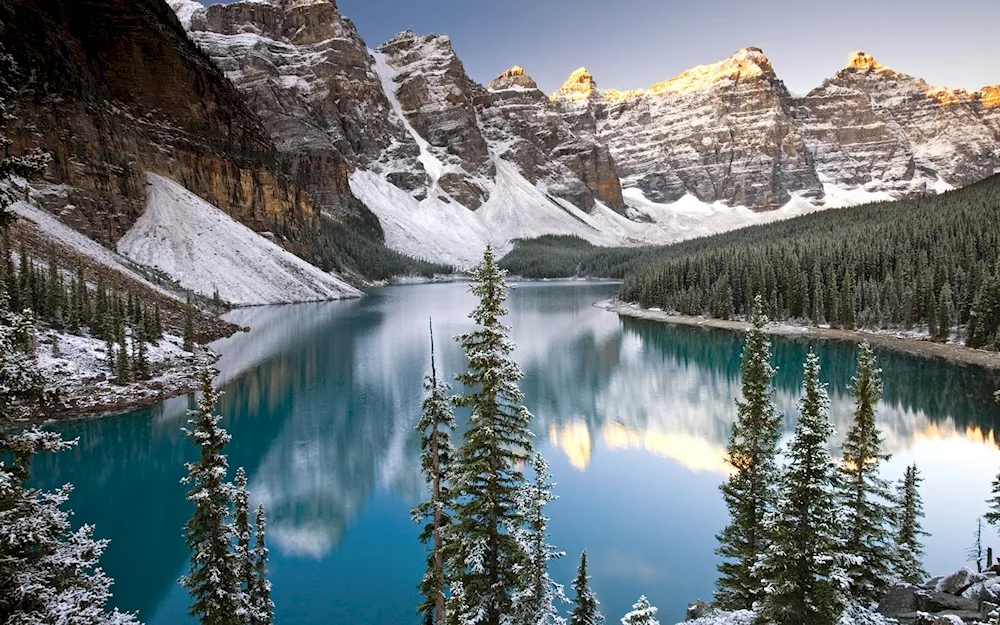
839, 343, 896, 603
756, 352, 848, 625
0, 461, 142, 624
248, 504, 274, 625
180, 368, 241, 625
620, 596, 659, 625
894, 464, 928, 585
512, 454, 567, 625
570, 551, 604, 625
232, 467, 253, 623
414, 319, 456, 625
715, 295, 782, 610
447, 245, 534, 625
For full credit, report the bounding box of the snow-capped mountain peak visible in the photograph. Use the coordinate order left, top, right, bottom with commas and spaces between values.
647, 46, 775, 95
551, 67, 601, 102
844, 50, 893, 74
487, 66, 537, 91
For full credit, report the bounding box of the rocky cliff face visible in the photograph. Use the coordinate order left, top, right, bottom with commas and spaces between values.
549, 49, 1000, 209
0, 0, 315, 245
551, 49, 822, 209
482, 67, 624, 213
172, 0, 623, 218
173, 0, 408, 218
795, 52, 1000, 195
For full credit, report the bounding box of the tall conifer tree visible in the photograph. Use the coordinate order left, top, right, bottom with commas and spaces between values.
233, 467, 253, 623
512, 454, 566, 625
414, 319, 456, 625
448, 245, 534, 625
248, 504, 274, 625
569, 552, 603, 625
895, 464, 928, 584
715, 295, 781, 610
180, 369, 241, 625
839, 343, 896, 603
757, 352, 847, 625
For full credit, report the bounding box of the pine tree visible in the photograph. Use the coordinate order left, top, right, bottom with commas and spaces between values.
569, 552, 603, 625
620, 596, 658, 625
153, 303, 164, 340
969, 517, 985, 574
134, 321, 149, 380
0, 438, 141, 625
895, 464, 928, 585
757, 352, 847, 625
447, 245, 535, 625
115, 313, 131, 384
512, 454, 567, 625
233, 467, 253, 623
45, 246, 61, 329
184, 297, 196, 352
839, 343, 896, 603
414, 319, 456, 625
715, 295, 782, 610
180, 368, 241, 625
937, 282, 953, 341
248, 504, 274, 625
67, 273, 81, 334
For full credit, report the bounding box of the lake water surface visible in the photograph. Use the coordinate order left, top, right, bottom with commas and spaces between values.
31, 282, 1000, 624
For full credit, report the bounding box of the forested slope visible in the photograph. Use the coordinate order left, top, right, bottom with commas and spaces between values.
617, 175, 1000, 347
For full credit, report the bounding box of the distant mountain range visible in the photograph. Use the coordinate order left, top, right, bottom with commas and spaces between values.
2, 0, 998, 281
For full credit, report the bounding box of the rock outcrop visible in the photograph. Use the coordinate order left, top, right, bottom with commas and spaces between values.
878, 569, 1000, 624
174, 0, 407, 218
795, 51, 1000, 196
549, 49, 1000, 210
482, 66, 625, 213
552, 49, 823, 210
0, 0, 315, 245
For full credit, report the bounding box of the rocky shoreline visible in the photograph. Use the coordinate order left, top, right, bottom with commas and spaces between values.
598, 300, 1000, 371
34, 329, 222, 422
679, 568, 1000, 624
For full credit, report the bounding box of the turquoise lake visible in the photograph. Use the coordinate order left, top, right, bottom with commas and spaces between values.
29, 281, 1000, 624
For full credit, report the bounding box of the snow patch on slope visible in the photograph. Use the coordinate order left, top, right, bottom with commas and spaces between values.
166, 0, 206, 29
351, 160, 641, 269
820, 182, 896, 208
353, 161, 893, 268
12, 199, 181, 301
119, 174, 363, 306
371, 49, 446, 182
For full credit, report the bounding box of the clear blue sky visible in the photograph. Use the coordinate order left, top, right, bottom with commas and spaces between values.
207, 0, 1000, 95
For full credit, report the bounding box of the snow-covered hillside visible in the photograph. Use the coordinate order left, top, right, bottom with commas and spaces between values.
13, 197, 182, 301
119, 174, 363, 306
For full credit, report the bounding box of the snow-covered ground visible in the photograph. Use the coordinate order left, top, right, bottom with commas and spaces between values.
119, 174, 363, 306
352, 160, 891, 269
36, 328, 215, 416
12, 198, 182, 301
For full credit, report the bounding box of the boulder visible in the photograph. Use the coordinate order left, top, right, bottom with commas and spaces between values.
924, 576, 945, 591
960, 577, 1000, 602
879, 584, 919, 616
685, 600, 710, 620
938, 568, 982, 595
914, 590, 980, 613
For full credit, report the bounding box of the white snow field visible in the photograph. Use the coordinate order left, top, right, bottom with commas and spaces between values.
119, 173, 363, 306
